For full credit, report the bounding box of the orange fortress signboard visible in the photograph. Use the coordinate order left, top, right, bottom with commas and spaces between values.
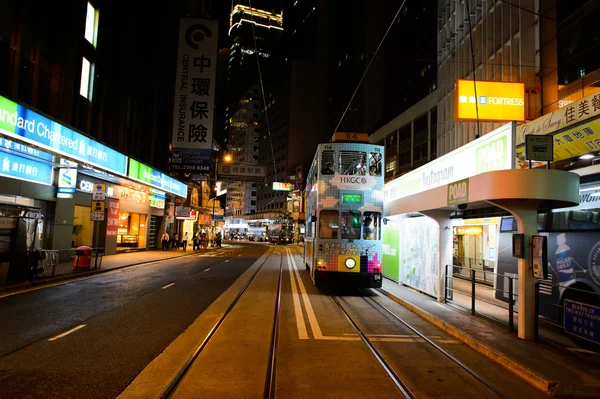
454, 80, 525, 122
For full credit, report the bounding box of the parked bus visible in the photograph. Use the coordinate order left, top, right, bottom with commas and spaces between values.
495, 183, 600, 347
304, 141, 384, 287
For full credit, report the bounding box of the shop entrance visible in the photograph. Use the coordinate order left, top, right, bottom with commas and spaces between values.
117, 211, 147, 249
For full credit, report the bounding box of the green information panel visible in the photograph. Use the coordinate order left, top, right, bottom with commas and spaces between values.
341, 193, 363, 204
382, 224, 400, 281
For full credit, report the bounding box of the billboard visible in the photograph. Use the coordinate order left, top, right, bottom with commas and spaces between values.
454, 80, 525, 122
218, 164, 266, 183
171, 18, 218, 173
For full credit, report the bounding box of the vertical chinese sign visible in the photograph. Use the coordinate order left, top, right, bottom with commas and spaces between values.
171, 18, 218, 174
106, 198, 120, 237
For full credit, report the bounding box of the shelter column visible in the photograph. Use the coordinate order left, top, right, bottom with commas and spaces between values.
490, 200, 539, 340
422, 210, 453, 303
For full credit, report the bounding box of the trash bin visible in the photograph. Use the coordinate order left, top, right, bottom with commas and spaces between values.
73, 246, 92, 270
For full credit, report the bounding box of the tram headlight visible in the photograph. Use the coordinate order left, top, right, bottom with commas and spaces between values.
345, 258, 356, 269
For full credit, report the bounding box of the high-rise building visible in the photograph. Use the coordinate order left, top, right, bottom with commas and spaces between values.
224, 4, 284, 224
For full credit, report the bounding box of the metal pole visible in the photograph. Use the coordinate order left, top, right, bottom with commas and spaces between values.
508, 276, 514, 332
534, 281, 540, 340
471, 268, 476, 315
444, 264, 448, 303
94, 221, 99, 269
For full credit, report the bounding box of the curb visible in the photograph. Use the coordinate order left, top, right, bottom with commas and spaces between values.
0, 251, 201, 297
379, 288, 600, 398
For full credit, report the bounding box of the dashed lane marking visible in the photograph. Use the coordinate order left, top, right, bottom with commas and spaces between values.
48, 324, 86, 341
162, 283, 175, 289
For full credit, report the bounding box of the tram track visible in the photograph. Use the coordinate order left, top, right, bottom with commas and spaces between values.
157, 246, 285, 399
289, 245, 509, 398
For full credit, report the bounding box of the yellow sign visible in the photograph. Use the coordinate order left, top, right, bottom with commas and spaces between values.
454, 80, 525, 122
455, 226, 483, 235
463, 217, 500, 226
332, 132, 369, 143
516, 117, 600, 167
92, 201, 105, 212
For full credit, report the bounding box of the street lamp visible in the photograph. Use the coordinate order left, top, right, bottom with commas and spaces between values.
212, 153, 232, 245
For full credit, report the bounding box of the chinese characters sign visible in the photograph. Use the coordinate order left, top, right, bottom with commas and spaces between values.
218, 164, 266, 183
0, 149, 53, 185
0, 95, 128, 175
171, 18, 218, 172
128, 159, 188, 198
517, 91, 600, 146
564, 299, 600, 344
454, 80, 525, 122
106, 198, 120, 237
0, 137, 53, 162
272, 182, 292, 191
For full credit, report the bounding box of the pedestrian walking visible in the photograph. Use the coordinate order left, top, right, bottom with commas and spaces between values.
182, 232, 189, 251
172, 233, 179, 249
216, 232, 222, 247
201, 232, 208, 249
193, 233, 200, 250
161, 231, 170, 251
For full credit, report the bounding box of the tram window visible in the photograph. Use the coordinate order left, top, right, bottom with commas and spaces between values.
319, 210, 339, 239
340, 151, 366, 175
368, 153, 382, 176
321, 151, 335, 175
362, 212, 381, 240
340, 211, 361, 240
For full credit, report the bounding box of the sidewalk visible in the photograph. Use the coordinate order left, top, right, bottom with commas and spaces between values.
0, 245, 225, 296
381, 280, 600, 397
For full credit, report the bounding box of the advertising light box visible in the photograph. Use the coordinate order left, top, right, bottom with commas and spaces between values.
454, 80, 525, 122
383, 122, 515, 203
128, 159, 187, 198
0, 95, 128, 175
0, 149, 53, 185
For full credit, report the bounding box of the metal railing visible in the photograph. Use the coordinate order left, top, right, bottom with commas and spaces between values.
444, 264, 518, 332
453, 257, 495, 285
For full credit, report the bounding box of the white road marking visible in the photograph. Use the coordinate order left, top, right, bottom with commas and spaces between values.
162, 283, 175, 289
224, 260, 229, 263
204, 268, 211, 272
289, 249, 323, 339
287, 249, 308, 339
48, 325, 86, 341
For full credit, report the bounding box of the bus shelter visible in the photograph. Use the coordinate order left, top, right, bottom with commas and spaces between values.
383, 168, 579, 340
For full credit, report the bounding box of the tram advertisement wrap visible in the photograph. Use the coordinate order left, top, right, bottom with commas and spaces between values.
382, 224, 400, 281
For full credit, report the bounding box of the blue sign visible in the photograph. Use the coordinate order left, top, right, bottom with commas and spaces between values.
0, 137, 53, 162
564, 299, 600, 344
0, 150, 53, 186
0, 95, 128, 175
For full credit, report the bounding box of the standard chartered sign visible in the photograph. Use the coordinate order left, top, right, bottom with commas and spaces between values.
384, 122, 514, 203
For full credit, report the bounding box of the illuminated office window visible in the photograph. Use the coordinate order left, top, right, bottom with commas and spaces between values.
85, 2, 99, 47
80, 57, 91, 98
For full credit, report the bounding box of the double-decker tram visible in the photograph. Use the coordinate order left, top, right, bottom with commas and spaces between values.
304, 134, 384, 288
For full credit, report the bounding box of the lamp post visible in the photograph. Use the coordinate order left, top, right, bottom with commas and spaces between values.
211, 153, 232, 246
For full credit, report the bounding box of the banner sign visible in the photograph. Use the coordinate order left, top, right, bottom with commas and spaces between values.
0, 149, 53, 185
517, 91, 600, 146
106, 198, 120, 237
0, 95, 128, 175
0, 137, 53, 162
171, 17, 219, 172
218, 164, 266, 183
128, 159, 187, 198
384, 122, 514, 203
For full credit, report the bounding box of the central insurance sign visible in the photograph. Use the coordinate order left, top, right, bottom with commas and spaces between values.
454, 80, 525, 122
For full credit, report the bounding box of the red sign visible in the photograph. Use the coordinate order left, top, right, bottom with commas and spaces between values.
106, 198, 120, 237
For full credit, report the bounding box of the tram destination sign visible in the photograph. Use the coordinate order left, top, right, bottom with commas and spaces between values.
341, 192, 364, 205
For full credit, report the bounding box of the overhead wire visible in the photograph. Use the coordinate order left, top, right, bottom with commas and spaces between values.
246, 0, 280, 207
332, 0, 408, 138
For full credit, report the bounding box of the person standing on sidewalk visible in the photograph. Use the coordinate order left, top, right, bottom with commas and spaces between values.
172, 233, 179, 249
161, 231, 169, 251
182, 232, 189, 251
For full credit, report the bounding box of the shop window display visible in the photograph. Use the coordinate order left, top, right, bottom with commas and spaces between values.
117, 211, 147, 248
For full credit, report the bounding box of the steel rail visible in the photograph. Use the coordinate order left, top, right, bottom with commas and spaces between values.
366, 291, 510, 399
331, 295, 416, 399
158, 247, 281, 398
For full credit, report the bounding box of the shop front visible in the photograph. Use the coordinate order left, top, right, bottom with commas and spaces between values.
73, 172, 167, 254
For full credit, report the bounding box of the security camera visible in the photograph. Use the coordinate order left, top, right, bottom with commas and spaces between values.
457, 204, 468, 210
383, 218, 388, 225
